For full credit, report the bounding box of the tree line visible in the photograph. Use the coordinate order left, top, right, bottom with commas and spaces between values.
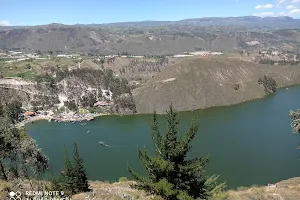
0, 102, 49, 190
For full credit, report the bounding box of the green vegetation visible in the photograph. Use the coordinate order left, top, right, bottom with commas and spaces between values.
259, 59, 299, 66
51, 143, 89, 195
128, 105, 226, 200
0, 58, 82, 81
258, 75, 277, 95
118, 177, 128, 182
64, 100, 78, 112
5, 100, 23, 122
289, 109, 300, 151
0, 110, 48, 187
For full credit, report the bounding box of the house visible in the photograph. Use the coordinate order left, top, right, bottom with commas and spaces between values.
94, 101, 112, 107
24, 111, 36, 117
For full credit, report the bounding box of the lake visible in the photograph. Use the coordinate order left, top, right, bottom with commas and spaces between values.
26, 86, 300, 189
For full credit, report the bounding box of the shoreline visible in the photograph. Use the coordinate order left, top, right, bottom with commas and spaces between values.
16, 84, 300, 128
16, 113, 108, 128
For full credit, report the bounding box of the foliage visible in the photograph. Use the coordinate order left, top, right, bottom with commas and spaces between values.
258, 75, 277, 94
113, 94, 137, 113
73, 143, 89, 193
55, 147, 75, 195
119, 177, 128, 182
5, 100, 23, 123
290, 109, 300, 135
0, 114, 49, 184
120, 58, 168, 75
259, 59, 299, 66
64, 100, 78, 112
88, 106, 103, 114
35, 73, 55, 84
80, 93, 97, 108
51, 143, 89, 195
128, 105, 226, 200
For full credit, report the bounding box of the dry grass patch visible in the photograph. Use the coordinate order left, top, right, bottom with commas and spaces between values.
226, 177, 300, 200
72, 181, 152, 200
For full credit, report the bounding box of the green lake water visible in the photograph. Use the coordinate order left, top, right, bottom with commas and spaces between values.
26, 86, 300, 189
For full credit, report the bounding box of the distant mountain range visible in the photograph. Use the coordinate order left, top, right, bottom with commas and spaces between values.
1, 16, 300, 29
84, 16, 300, 28
0, 16, 300, 54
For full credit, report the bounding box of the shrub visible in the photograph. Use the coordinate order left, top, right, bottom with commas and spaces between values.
118, 177, 128, 182
258, 75, 277, 94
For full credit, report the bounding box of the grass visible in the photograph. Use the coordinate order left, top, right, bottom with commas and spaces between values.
1, 177, 300, 200
0, 58, 82, 81
0, 180, 12, 200
78, 107, 90, 114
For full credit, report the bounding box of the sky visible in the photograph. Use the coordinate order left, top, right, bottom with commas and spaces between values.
1, 0, 300, 26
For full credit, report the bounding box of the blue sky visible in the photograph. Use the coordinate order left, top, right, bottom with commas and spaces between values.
1, 0, 300, 26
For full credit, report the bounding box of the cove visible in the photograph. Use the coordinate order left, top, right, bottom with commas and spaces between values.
25, 86, 300, 189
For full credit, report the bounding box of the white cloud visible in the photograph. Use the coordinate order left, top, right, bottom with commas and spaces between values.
289, 8, 300, 14
0, 20, 10, 26
286, 5, 296, 9
292, 0, 300, 3
253, 12, 275, 17
278, 0, 286, 4
255, 4, 273, 9
278, 11, 286, 16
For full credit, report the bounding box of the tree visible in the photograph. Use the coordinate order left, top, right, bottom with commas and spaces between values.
64, 100, 78, 112
258, 75, 277, 95
0, 114, 48, 184
290, 109, 300, 141
51, 143, 89, 195
60, 147, 75, 194
5, 100, 23, 123
128, 105, 226, 200
289, 110, 300, 158
72, 143, 89, 193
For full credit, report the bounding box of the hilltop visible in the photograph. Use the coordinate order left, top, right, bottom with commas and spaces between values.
1, 16, 300, 55
133, 55, 300, 113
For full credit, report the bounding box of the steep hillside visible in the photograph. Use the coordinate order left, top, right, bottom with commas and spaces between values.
133, 56, 300, 113
1, 21, 300, 54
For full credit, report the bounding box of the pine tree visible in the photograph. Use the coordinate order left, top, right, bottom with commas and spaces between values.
60, 147, 75, 194
73, 142, 89, 193
129, 105, 226, 200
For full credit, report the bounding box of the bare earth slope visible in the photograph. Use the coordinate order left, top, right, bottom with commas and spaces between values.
133, 56, 300, 113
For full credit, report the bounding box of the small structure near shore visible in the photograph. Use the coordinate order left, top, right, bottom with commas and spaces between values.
94, 101, 112, 107
24, 111, 36, 118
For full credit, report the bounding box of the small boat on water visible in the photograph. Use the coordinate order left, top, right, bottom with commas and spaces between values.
87, 130, 90, 134
99, 141, 105, 145
99, 141, 109, 147
99, 141, 113, 147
